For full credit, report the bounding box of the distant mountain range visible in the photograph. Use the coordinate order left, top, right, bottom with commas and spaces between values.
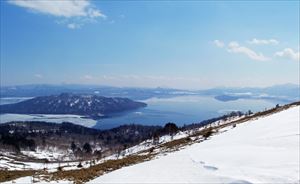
0, 84, 180, 100
210, 84, 300, 103
0, 93, 147, 119
0, 83, 299, 102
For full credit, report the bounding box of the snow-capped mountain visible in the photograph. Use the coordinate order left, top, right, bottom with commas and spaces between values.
0, 93, 147, 119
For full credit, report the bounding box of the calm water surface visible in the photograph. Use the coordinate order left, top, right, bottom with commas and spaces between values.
0, 95, 282, 129
94, 95, 280, 129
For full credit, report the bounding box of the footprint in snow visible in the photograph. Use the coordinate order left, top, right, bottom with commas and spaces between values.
190, 158, 205, 165
190, 158, 218, 171
199, 161, 205, 165
203, 165, 218, 171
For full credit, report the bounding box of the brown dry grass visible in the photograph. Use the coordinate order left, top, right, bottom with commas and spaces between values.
160, 137, 192, 149
46, 154, 155, 184
0, 170, 36, 183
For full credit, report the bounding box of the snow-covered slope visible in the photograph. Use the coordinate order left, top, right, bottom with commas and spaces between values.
88, 106, 300, 184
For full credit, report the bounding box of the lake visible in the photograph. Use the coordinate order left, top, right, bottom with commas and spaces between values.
94, 95, 281, 129
0, 95, 282, 129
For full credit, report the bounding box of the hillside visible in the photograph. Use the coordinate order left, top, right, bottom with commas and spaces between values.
1, 102, 299, 184
0, 93, 147, 119
88, 105, 300, 183
0, 121, 161, 162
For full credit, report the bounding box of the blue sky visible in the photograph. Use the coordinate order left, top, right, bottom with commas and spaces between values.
0, 0, 299, 89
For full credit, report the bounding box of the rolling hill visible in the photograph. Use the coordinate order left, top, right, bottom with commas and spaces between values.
0, 93, 147, 119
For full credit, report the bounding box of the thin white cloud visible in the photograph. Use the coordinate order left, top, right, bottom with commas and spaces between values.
8, 0, 106, 28
248, 38, 279, 45
275, 48, 299, 61
8, 0, 105, 18
67, 23, 81, 29
34, 74, 43, 78
213, 40, 225, 48
227, 41, 270, 61
83, 75, 93, 80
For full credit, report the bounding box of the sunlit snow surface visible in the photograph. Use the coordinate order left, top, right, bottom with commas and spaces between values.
1, 176, 71, 184
88, 106, 300, 184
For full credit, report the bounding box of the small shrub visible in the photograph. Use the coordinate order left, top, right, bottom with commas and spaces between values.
163, 122, 179, 135
202, 128, 214, 139
57, 166, 63, 171
77, 162, 83, 168
83, 143, 92, 153
149, 147, 155, 153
